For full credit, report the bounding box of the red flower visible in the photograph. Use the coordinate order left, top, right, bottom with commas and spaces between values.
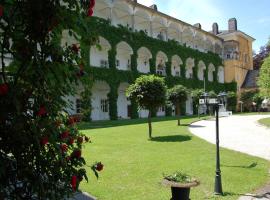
87, 8, 93, 17
71, 44, 80, 54
77, 136, 83, 144
68, 137, 74, 145
0, 5, 3, 17
96, 162, 104, 171
37, 106, 47, 117
72, 149, 81, 158
60, 131, 69, 139
71, 175, 77, 191
68, 117, 76, 125
40, 136, 49, 146
87, 0, 95, 16
60, 144, 68, 153
0, 83, 8, 96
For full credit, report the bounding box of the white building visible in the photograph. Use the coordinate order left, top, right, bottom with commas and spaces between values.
66, 0, 229, 120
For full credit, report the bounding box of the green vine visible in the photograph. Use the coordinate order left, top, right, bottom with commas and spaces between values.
80, 17, 236, 120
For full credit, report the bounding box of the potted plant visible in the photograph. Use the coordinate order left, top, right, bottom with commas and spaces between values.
162, 172, 199, 200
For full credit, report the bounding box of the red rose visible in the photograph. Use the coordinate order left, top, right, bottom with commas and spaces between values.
96, 162, 104, 171
0, 83, 8, 96
40, 136, 49, 146
60, 144, 68, 152
60, 131, 69, 139
0, 5, 3, 17
68, 117, 76, 125
71, 175, 77, 191
71, 44, 80, 54
72, 149, 81, 158
77, 136, 83, 144
87, 8, 93, 17
90, 0, 95, 8
37, 106, 47, 117
68, 137, 74, 145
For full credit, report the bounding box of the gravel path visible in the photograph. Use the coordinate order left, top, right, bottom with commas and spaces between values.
189, 115, 270, 160
189, 114, 270, 200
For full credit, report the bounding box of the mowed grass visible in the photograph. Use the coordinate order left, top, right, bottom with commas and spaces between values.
79, 116, 269, 200
258, 117, 270, 127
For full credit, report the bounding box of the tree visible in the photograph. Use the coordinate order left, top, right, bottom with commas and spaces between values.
167, 85, 188, 126
126, 75, 167, 139
227, 91, 237, 112
258, 55, 270, 97
253, 38, 270, 70
0, 0, 102, 199
191, 89, 204, 115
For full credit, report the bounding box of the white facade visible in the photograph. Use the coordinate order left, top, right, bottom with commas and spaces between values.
91, 81, 110, 121
137, 47, 152, 73
64, 0, 232, 120
117, 83, 131, 119
90, 37, 111, 68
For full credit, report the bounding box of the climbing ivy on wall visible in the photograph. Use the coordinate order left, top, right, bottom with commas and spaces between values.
81, 17, 236, 120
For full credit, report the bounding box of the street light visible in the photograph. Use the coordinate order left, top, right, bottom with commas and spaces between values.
199, 92, 227, 195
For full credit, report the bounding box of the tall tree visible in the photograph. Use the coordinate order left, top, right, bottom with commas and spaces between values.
126, 75, 167, 139
167, 85, 188, 126
258, 55, 270, 97
0, 0, 102, 199
253, 38, 270, 70
191, 89, 204, 116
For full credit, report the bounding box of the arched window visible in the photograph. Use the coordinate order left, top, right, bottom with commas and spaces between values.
137, 47, 152, 73
116, 41, 133, 71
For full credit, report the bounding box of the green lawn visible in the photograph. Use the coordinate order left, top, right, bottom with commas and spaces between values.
258, 117, 270, 127
79, 116, 269, 200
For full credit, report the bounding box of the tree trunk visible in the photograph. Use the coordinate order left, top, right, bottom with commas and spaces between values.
176, 103, 180, 126
148, 110, 152, 139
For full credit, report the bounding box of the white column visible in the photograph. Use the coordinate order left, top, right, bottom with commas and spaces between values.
149, 20, 153, 37
131, 14, 135, 31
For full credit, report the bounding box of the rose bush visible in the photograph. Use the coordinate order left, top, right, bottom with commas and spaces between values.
0, 0, 101, 199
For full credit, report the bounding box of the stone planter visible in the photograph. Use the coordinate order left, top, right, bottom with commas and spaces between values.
162, 179, 199, 200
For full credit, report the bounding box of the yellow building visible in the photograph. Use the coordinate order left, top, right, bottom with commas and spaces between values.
213, 18, 255, 94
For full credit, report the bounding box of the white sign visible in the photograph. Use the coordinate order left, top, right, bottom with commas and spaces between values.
208, 98, 218, 104
199, 99, 205, 105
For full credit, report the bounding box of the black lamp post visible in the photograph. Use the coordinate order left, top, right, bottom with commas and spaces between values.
200, 92, 227, 195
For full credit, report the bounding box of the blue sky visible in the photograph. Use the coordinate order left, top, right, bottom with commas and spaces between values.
138, 0, 270, 53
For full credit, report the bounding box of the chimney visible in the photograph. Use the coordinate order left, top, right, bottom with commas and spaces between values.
193, 23, 201, 29
149, 4, 158, 11
228, 18, 237, 31
212, 23, 219, 35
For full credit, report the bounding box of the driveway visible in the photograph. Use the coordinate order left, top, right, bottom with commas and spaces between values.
189, 115, 270, 160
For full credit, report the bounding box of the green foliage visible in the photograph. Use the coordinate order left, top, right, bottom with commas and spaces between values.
0, 1, 98, 199
191, 89, 204, 108
163, 171, 194, 183
126, 75, 167, 138
227, 91, 237, 112
126, 75, 167, 110
167, 85, 188, 125
258, 55, 270, 97
167, 85, 188, 105
82, 16, 236, 120
240, 90, 263, 111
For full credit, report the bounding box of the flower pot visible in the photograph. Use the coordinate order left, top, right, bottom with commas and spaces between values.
162, 179, 199, 200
